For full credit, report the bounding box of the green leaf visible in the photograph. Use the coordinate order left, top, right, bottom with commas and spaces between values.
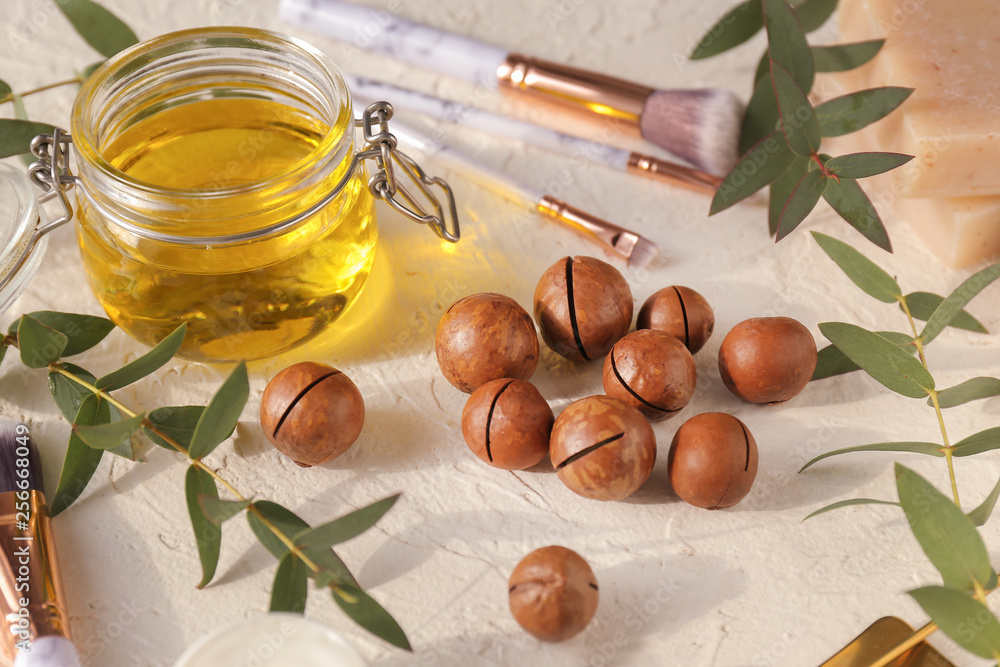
95, 323, 186, 391
902, 292, 987, 333
270, 553, 309, 614
826, 152, 913, 179
188, 362, 248, 460
295, 495, 400, 550
896, 464, 993, 591
18, 315, 69, 369
816, 87, 914, 137
921, 262, 1000, 346
185, 466, 220, 589
792, 0, 838, 32
776, 168, 827, 240
754, 50, 771, 89
26, 311, 115, 357
908, 586, 1000, 659
0, 119, 57, 159
73, 412, 144, 450
819, 322, 933, 398
968, 477, 1000, 527
332, 584, 411, 651
803, 497, 899, 520
799, 441, 942, 472
768, 156, 809, 235
50, 394, 107, 516
811, 232, 901, 303
55, 0, 138, 59
953, 427, 1000, 458
199, 496, 250, 525
932, 378, 1000, 409
811, 331, 914, 380
822, 177, 891, 251
143, 406, 204, 452
711, 131, 795, 215
764, 0, 815, 91
690, 0, 764, 59
739, 75, 781, 154
0, 344, 7, 370
771, 61, 821, 157
48, 363, 97, 422
813, 40, 884, 72
0, 80, 10, 98
104, 402, 133, 460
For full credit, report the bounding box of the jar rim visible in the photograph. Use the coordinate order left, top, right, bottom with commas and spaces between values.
71, 26, 353, 200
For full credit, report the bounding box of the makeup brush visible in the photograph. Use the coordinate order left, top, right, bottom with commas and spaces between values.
0, 420, 81, 667
280, 0, 744, 176
373, 113, 660, 268
343, 74, 722, 195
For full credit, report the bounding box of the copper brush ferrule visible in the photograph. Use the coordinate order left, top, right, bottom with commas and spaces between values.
626, 153, 723, 194
536, 195, 641, 261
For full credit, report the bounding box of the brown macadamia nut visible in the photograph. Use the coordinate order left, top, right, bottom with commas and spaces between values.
718, 316, 817, 404
534, 256, 633, 362
637, 286, 715, 353
602, 329, 697, 421
461, 379, 554, 470
436, 293, 539, 393
550, 395, 656, 501
260, 361, 365, 467
509, 546, 599, 642
668, 412, 758, 509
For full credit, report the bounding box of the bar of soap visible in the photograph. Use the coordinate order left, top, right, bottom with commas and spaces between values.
838, 0, 1000, 198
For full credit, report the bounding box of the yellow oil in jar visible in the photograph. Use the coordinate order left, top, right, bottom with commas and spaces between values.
76, 96, 376, 362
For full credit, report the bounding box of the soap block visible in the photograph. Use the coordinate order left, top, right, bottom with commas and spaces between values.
838, 0, 1000, 198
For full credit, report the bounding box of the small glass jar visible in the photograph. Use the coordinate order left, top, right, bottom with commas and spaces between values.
6, 27, 457, 362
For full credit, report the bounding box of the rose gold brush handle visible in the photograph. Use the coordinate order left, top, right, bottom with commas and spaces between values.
536, 195, 640, 260
626, 153, 723, 194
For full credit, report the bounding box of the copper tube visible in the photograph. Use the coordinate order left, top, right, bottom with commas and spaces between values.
497, 54, 651, 136
536, 195, 639, 260
626, 153, 722, 194
0, 490, 70, 660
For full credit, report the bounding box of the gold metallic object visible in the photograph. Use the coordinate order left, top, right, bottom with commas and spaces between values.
820, 617, 954, 667
626, 152, 722, 194
536, 195, 641, 260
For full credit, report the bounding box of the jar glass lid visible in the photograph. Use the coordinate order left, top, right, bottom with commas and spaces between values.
0, 163, 46, 316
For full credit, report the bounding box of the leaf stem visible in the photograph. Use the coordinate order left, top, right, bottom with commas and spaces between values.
0, 77, 83, 106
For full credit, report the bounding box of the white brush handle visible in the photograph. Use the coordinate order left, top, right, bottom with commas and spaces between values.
280, 0, 507, 87
13, 637, 82, 667
345, 75, 632, 171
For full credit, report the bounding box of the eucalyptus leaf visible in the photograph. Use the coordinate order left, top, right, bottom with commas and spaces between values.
73, 412, 144, 450
12, 96, 32, 167
815, 87, 914, 137
811, 232, 901, 303
772, 61, 820, 156
0, 119, 57, 159
739, 75, 781, 153
95, 324, 186, 390
932, 378, 1000, 410
26, 311, 115, 357
0, 80, 10, 98
55, 0, 138, 59
826, 152, 914, 179
185, 465, 221, 589
188, 362, 248, 460
792, 0, 837, 32
332, 585, 411, 651
199, 496, 250, 525
295, 495, 400, 550
711, 131, 794, 214
921, 262, 1000, 346
101, 401, 133, 460
811, 331, 914, 380
901, 292, 987, 334
908, 586, 1000, 659
754, 50, 771, 89
143, 406, 204, 452
50, 394, 107, 516
968, 477, 1000, 527
813, 40, 884, 72
896, 464, 993, 591
800, 441, 943, 472
952, 427, 1000, 458
764, 0, 814, 91
822, 177, 891, 251
768, 157, 809, 235
690, 0, 763, 60
270, 553, 309, 614
775, 168, 826, 240
803, 498, 900, 520
18, 315, 69, 369
819, 322, 933, 398
0, 344, 7, 370
48, 363, 97, 422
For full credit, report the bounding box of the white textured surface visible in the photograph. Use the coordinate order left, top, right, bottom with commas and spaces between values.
0, 1, 999, 666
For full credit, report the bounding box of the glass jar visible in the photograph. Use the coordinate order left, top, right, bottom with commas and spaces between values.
6, 27, 458, 362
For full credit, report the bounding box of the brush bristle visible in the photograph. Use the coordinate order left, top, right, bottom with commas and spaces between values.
0, 419, 43, 494
627, 237, 660, 270
639, 88, 745, 177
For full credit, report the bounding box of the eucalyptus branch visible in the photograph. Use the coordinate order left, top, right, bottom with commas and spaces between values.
0, 77, 85, 106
